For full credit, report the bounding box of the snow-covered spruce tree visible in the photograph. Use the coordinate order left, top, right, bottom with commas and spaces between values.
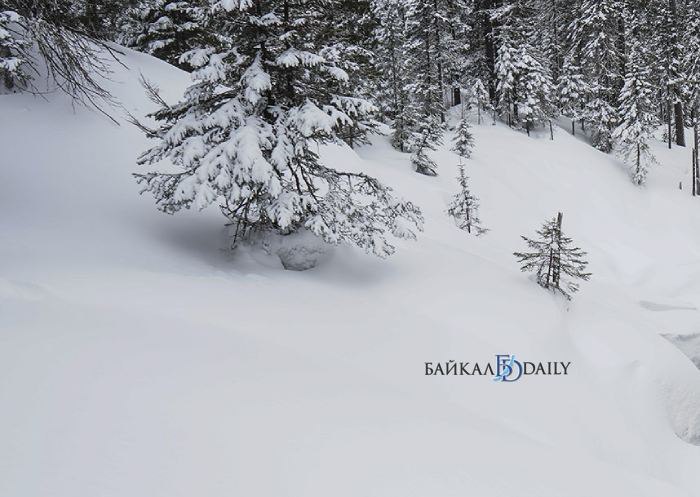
557, 55, 587, 135
0, 9, 26, 90
533, 0, 575, 85
403, 0, 444, 175
121, 0, 212, 71
447, 164, 485, 235
493, 0, 555, 135
372, 0, 411, 151
135, 0, 423, 258
514, 212, 591, 300
682, 1, 700, 153
81, 0, 135, 39
408, 118, 442, 176
452, 117, 475, 159
462, 1, 497, 105
569, 0, 624, 152
402, 0, 467, 175
612, 17, 658, 186
317, 0, 379, 148
468, 78, 490, 125
652, 0, 685, 147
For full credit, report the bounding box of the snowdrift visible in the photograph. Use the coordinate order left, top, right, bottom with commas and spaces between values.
2, 47, 700, 496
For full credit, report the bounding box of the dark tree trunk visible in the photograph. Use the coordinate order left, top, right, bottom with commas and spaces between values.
668, 97, 673, 149
432, 0, 445, 122
694, 105, 699, 195
670, 0, 686, 146
675, 102, 686, 146
482, 0, 497, 101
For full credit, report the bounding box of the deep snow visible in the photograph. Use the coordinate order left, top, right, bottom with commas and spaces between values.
2, 47, 700, 496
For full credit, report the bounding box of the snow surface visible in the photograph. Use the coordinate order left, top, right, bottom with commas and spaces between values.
2, 47, 700, 496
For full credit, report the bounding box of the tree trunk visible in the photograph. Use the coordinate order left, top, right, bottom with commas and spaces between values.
668, 97, 673, 149
482, 0, 497, 102
670, 0, 686, 146
691, 102, 700, 196
553, 212, 563, 288
675, 102, 686, 146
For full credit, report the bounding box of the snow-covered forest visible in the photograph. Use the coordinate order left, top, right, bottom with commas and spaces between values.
3, 1, 700, 496
5, 0, 700, 255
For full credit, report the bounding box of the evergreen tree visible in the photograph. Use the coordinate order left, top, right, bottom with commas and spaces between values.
653, 0, 685, 147
681, 2, 700, 108
135, 0, 423, 257
569, 0, 624, 152
2, 0, 121, 110
82, 0, 136, 40
402, 0, 447, 174
533, 0, 573, 85
403, 0, 446, 120
372, 0, 411, 150
317, 0, 379, 148
447, 164, 486, 235
121, 0, 212, 70
493, 0, 555, 134
452, 117, 475, 158
465, 0, 498, 102
613, 20, 658, 186
556, 55, 587, 135
469, 77, 490, 124
408, 117, 442, 176
0, 9, 26, 90
400, 0, 469, 173
682, 0, 700, 157
514, 212, 591, 300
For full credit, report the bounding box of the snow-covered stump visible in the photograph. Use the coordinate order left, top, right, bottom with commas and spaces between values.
250, 229, 333, 271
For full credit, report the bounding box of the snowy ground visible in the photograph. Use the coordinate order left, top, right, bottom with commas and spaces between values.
2, 48, 700, 496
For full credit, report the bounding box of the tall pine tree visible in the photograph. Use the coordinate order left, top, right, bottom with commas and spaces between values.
569, 0, 624, 152
613, 9, 658, 186
493, 0, 555, 134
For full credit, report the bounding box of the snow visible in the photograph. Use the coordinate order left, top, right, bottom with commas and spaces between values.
2, 47, 700, 496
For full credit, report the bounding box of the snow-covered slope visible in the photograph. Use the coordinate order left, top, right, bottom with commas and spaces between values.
2, 48, 700, 497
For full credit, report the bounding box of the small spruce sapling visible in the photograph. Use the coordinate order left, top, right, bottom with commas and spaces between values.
409, 116, 442, 176
447, 164, 486, 235
513, 212, 590, 299
452, 117, 475, 158
469, 78, 490, 125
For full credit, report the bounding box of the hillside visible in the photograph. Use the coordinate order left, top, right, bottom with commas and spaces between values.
2, 48, 700, 497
